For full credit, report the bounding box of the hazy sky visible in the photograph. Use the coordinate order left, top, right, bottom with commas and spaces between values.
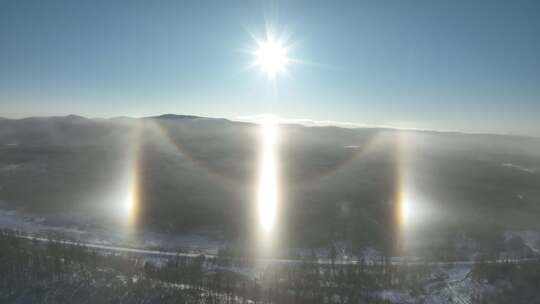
1, 0, 539, 135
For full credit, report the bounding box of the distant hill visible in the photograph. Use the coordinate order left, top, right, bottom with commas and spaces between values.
0, 114, 539, 253
149, 114, 202, 120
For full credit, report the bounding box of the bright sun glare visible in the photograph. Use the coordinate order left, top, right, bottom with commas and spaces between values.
401, 195, 411, 224
125, 189, 134, 215
258, 118, 279, 234
254, 35, 290, 79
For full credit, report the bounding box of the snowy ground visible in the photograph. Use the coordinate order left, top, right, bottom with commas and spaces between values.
0, 202, 223, 255
2, 202, 540, 263
1, 202, 539, 304
377, 264, 497, 304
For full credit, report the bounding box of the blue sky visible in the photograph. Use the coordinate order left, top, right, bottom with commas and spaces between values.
1, 0, 539, 135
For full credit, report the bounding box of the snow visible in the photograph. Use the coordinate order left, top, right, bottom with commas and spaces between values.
0, 205, 223, 256
504, 230, 540, 254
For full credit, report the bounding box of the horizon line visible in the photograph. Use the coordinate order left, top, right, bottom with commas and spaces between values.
0, 113, 538, 140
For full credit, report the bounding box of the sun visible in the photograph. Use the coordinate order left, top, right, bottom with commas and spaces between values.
254, 35, 290, 79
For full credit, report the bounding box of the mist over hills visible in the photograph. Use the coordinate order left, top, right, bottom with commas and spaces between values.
1, 114, 539, 255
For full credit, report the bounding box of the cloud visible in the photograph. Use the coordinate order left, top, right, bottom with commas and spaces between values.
234, 114, 462, 133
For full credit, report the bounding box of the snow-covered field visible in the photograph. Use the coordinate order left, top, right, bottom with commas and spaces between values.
0, 202, 223, 255
1, 202, 539, 304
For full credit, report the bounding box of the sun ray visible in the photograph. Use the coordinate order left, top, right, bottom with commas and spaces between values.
257, 117, 279, 234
